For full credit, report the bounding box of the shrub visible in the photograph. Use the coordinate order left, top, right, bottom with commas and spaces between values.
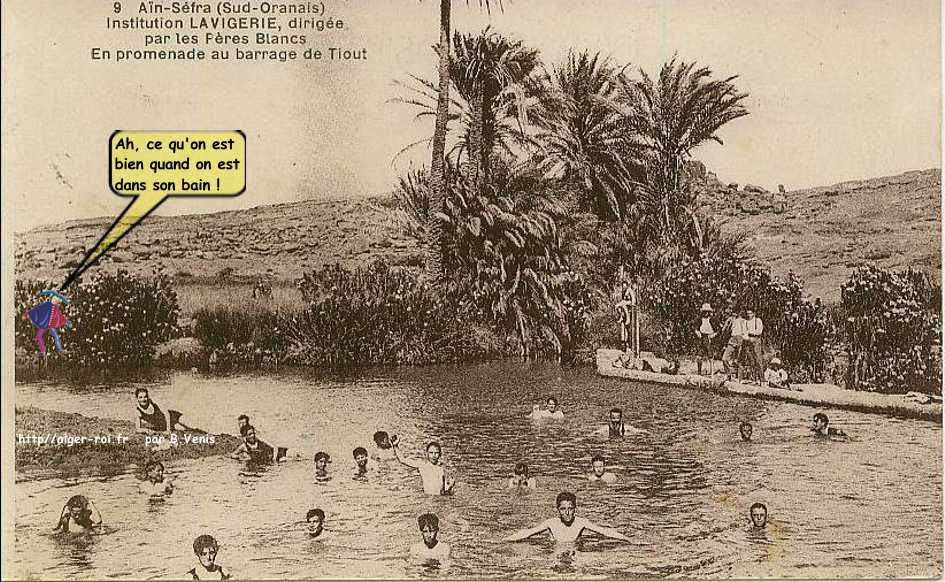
15, 271, 180, 370
289, 262, 503, 366
840, 266, 941, 394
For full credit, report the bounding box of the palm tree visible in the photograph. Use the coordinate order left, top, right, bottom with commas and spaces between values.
612, 57, 749, 252
424, 0, 503, 281
531, 51, 642, 222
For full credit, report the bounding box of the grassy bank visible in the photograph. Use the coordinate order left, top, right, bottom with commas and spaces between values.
14, 407, 241, 482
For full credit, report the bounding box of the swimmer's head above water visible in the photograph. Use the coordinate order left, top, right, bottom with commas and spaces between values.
812, 413, 829, 434
314, 451, 331, 473
353, 447, 368, 472
134, 387, 151, 409
555, 491, 577, 526
373, 431, 393, 449
739, 421, 753, 441
306, 508, 325, 537
237, 414, 250, 433
546, 396, 559, 413
193, 534, 220, 569
425, 442, 442, 465
418, 513, 440, 548
145, 460, 165, 483
749, 502, 767, 528
591, 455, 607, 478
242, 425, 258, 445
609, 407, 623, 427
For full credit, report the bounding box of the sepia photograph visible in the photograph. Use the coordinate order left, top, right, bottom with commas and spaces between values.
2, 0, 942, 579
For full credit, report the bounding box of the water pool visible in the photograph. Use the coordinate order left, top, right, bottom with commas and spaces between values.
13, 363, 942, 579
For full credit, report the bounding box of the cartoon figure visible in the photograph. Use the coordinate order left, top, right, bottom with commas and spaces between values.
24, 290, 72, 355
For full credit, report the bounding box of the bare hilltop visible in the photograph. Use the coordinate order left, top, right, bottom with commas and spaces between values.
15, 168, 941, 302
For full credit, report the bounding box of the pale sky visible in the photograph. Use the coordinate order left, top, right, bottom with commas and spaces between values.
2, 0, 941, 231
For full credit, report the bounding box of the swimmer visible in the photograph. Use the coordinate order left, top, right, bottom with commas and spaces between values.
544, 396, 565, 419
230, 425, 276, 464
53, 495, 102, 535
353, 447, 369, 478
305, 508, 328, 540
739, 421, 753, 442
508, 462, 538, 490
392, 438, 455, 496
587, 455, 618, 483
749, 502, 767, 528
140, 460, 174, 498
372, 431, 397, 461
314, 451, 332, 481
593, 407, 646, 437
188, 534, 229, 580
503, 491, 630, 543
409, 513, 451, 564
526, 404, 543, 420
237, 414, 250, 436
811, 413, 847, 438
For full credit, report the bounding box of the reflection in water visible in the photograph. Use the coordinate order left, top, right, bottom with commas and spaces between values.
13, 363, 944, 579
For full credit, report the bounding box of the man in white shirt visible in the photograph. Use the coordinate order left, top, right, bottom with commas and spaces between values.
392, 438, 455, 496
744, 309, 765, 382
503, 492, 630, 543
763, 357, 792, 390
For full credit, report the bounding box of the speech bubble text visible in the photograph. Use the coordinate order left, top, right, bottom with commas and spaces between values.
59, 130, 246, 290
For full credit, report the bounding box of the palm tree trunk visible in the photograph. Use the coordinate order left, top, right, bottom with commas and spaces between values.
427, 0, 452, 280
465, 90, 484, 192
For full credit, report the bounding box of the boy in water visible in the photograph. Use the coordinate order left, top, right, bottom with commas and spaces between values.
372, 431, 397, 461
53, 495, 102, 535
188, 534, 229, 580
409, 513, 452, 563
353, 447, 369, 478
392, 438, 455, 496
503, 492, 630, 543
749, 502, 768, 528
230, 425, 276, 464
544, 396, 565, 419
305, 508, 327, 539
811, 413, 847, 438
739, 421, 753, 442
587, 455, 618, 483
140, 460, 174, 498
314, 451, 332, 481
508, 462, 538, 490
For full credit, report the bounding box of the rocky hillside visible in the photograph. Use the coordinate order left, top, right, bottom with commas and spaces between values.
14, 197, 422, 285
14, 169, 941, 301
684, 166, 940, 300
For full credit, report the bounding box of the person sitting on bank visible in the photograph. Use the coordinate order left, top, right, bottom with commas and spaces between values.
503, 491, 630, 543
53, 495, 102, 535
811, 412, 847, 438
763, 358, 794, 390
508, 462, 538, 490
695, 302, 719, 376
230, 425, 276, 464
135, 388, 169, 433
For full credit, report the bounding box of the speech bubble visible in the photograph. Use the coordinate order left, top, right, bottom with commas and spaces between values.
60, 130, 246, 290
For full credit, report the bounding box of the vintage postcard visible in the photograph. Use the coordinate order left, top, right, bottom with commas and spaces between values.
2, 0, 941, 579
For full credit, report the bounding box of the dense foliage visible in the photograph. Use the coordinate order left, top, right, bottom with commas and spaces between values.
15, 271, 180, 370
841, 266, 941, 394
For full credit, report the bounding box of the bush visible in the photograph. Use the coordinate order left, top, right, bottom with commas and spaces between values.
289, 263, 503, 366
840, 266, 941, 394
15, 271, 180, 371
